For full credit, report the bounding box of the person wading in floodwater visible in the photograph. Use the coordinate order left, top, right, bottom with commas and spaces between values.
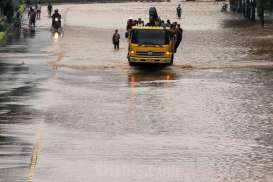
36, 3, 42, 19
175, 24, 183, 53
28, 7, 36, 27
112, 29, 120, 50
176, 4, 182, 19
48, 2, 53, 17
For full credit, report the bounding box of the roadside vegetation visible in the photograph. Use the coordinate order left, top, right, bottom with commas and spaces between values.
230, 0, 273, 27
257, 0, 273, 26
0, 0, 25, 41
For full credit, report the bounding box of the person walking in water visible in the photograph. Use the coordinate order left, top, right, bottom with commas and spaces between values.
112, 29, 120, 50
47, 2, 53, 17
36, 3, 42, 19
174, 24, 183, 53
28, 7, 36, 27
176, 4, 182, 19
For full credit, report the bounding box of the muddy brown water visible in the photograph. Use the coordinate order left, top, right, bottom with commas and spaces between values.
1, 1, 273, 182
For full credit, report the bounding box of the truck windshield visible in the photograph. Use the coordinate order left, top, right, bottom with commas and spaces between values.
131, 29, 170, 45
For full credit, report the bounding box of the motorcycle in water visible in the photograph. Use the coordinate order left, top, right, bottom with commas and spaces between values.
51, 17, 62, 32
51, 17, 63, 40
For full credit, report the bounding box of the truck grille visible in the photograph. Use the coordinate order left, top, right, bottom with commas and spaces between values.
136, 51, 165, 57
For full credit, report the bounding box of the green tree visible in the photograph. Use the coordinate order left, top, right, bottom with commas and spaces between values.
257, 0, 273, 9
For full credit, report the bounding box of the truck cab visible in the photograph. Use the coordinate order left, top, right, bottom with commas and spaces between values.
127, 26, 174, 65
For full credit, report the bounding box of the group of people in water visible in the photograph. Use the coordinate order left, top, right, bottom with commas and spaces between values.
170, 21, 183, 53
26, 2, 183, 52
27, 2, 61, 29
28, 3, 42, 27
115, 4, 183, 52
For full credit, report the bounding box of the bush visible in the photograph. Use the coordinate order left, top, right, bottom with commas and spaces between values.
257, 0, 273, 10
17, 4, 26, 15
0, 31, 6, 40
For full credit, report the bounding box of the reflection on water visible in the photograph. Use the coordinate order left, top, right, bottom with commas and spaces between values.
0, 63, 39, 182
53, 32, 64, 42
128, 67, 177, 87
0, 24, 52, 182
1, 1, 273, 182
54, 32, 60, 40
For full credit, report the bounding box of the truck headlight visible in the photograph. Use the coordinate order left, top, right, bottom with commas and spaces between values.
130, 50, 135, 54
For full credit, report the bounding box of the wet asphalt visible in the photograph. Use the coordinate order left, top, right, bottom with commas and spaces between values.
1, 1, 273, 182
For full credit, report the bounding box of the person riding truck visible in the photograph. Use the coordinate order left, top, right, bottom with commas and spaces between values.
127, 7, 183, 66
146, 7, 162, 26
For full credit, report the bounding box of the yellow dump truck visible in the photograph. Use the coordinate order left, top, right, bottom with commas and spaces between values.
127, 26, 175, 65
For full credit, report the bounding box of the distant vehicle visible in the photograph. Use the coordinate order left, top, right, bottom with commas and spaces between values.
127, 26, 175, 65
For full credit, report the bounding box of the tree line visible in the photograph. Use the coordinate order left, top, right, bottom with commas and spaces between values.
229, 0, 273, 26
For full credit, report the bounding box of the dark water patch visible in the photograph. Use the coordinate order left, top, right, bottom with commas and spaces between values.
0, 85, 44, 102
0, 135, 18, 145
0, 104, 41, 124
0, 63, 29, 75
0, 45, 28, 54
249, 39, 273, 60
222, 18, 259, 28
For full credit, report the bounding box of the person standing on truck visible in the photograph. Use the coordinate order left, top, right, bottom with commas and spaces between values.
112, 29, 120, 50
176, 4, 182, 19
137, 18, 144, 26
166, 19, 171, 27
174, 24, 183, 53
169, 24, 177, 52
127, 19, 133, 31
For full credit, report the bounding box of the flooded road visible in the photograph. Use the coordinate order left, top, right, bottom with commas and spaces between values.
1, 1, 273, 182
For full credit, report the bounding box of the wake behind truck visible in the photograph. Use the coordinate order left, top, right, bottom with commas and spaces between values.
127, 7, 176, 66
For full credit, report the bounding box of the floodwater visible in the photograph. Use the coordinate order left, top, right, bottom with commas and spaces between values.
1, 1, 273, 182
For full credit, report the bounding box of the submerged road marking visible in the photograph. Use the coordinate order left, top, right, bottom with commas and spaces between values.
26, 6, 78, 180
27, 125, 44, 182
26, 5, 78, 180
